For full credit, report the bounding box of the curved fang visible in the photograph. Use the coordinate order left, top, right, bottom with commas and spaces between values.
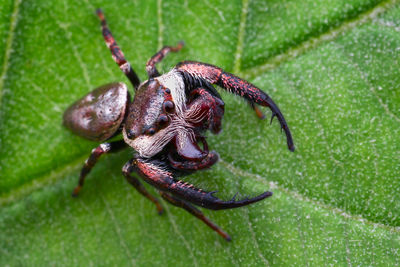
263, 95, 295, 152
174, 132, 208, 161
167, 180, 273, 210
200, 191, 273, 210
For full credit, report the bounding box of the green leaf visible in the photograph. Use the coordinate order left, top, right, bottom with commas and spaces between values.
1, 0, 400, 265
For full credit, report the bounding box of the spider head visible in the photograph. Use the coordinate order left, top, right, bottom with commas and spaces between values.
122, 70, 186, 157
123, 79, 175, 140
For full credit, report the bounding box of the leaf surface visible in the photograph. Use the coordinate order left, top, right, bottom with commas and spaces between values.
1, 0, 399, 265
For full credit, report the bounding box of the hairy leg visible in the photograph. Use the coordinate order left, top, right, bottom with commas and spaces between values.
72, 140, 127, 196
130, 156, 272, 210
122, 161, 164, 214
96, 9, 140, 89
160, 191, 231, 241
146, 41, 184, 78
176, 61, 294, 151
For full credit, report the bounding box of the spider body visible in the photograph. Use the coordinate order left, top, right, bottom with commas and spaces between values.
63, 9, 294, 241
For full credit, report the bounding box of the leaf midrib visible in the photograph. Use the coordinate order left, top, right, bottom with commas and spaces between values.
0, 0, 21, 106
1, 0, 398, 232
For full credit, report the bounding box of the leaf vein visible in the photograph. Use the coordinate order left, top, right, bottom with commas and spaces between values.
343, 220, 353, 267
100, 193, 137, 266
281, 70, 345, 168
0, 155, 87, 206
334, 42, 400, 123
0, 0, 22, 106
162, 203, 199, 267
233, 0, 250, 73
294, 205, 309, 267
239, 0, 399, 79
243, 206, 270, 266
56, 0, 92, 88
219, 159, 400, 233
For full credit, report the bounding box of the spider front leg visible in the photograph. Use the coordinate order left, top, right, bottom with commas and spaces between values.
159, 191, 231, 241
96, 9, 140, 89
146, 41, 184, 78
72, 140, 127, 197
129, 156, 272, 210
176, 61, 294, 151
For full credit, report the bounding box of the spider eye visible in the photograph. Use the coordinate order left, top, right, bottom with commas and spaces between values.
146, 127, 156, 135
163, 101, 174, 113
157, 114, 169, 128
126, 129, 137, 139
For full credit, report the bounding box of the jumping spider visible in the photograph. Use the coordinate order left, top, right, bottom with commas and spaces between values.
63, 9, 294, 241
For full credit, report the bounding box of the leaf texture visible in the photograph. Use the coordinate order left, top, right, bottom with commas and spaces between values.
1, 0, 399, 265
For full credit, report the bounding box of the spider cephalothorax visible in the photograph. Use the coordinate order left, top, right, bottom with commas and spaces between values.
63, 9, 294, 241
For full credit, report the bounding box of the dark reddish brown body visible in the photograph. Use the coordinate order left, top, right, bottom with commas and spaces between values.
63, 83, 130, 141
63, 9, 294, 242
